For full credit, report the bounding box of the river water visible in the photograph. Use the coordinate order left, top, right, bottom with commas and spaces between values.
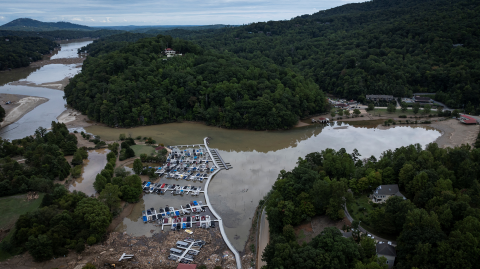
0, 40, 92, 140
69, 148, 110, 196
87, 122, 441, 250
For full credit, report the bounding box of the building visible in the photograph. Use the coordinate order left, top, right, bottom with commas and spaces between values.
165, 48, 176, 56
366, 95, 395, 102
377, 242, 396, 268
459, 115, 478, 125
413, 96, 433, 104
342, 231, 353, 238
5, 39, 9, 42
371, 184, 405, 203
336, 103, 348, 108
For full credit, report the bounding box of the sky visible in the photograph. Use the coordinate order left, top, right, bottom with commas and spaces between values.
0, 0, 366, 26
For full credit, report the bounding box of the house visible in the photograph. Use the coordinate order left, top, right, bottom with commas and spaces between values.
5, 39, 9, 42
453, 44, 463, 47
165, 48, 176, 56
366, 95, 395, 102
413, 96, 432, 104
318, 117, 330, 123
342, 231, 353, 238
336, 103, 348, 108
377, 242, 396, 268
459, 115, 478, 125
371, 184, 405, 203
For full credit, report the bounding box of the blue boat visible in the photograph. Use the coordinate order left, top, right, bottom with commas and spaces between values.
175, 211, 180, 216
193, 201, 198, 206
142, 216, 147, 222
145, 182, 151, 187
182, 223, 186, 229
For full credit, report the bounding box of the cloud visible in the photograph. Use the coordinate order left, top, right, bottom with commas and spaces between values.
1, 0, 360, 25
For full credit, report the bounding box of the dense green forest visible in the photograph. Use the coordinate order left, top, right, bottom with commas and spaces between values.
0, 18, 93, 31
0, 29, 122, 41
158, 0, 480, 110
0, 122, 79, 197
0, 36, 57, 70
65, 35, 326, 130
78, 32, 153, 57
263, 143, 480, 268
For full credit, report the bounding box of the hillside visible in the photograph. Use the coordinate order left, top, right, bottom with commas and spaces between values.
0, 18, 93, 31
160, 0, 480, 111
0, 29, 123, 41
0, 36, 58, 70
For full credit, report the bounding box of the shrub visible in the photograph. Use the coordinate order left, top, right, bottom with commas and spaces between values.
86, 236, 96, 245
82, 263, 97, 269
74, 130, 78, 133
71, 165, 82, 178
119, 134, 126, 141
75, 242, 85, 253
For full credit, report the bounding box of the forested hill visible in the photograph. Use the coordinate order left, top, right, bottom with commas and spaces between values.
0, 36, 58, 70
0, 18, 93, 31
0, 29, 123, 41
77, 32, 153, 57
64, 35, 326, 130
162, 0, 480, 110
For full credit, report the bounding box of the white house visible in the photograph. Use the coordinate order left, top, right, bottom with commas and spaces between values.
371, 184, 405, 203
165, 48, 176, 56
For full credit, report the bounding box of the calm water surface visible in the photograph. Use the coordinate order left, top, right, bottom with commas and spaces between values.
19, 64, 81, 84
51, 40, 92, 59
69, 148, 110, 196
88, 122, 441, 250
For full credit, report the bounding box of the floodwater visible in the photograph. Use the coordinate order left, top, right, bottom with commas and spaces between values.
19, 64, 81, 84
69, 148, 110, 196
51, 40, 92, 59
0, 85, 66, 140
0, 40, 92, 140
89, 122, 441, 250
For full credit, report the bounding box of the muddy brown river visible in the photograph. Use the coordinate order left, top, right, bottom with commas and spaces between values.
87, 122, 441, 250
69, 148, 110, 196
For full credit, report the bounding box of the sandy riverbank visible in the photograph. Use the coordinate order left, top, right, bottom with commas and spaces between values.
1, 96, 48, 128
56, 108, 93, 129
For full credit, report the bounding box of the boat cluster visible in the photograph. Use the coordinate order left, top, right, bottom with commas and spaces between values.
142, 202, 215, 230
142, 181, 202, 195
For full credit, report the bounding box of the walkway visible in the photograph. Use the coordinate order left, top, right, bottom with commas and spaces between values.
203, 137, 242, 269
257, 208, 269, 269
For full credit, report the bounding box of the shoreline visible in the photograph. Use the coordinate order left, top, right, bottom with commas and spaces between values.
1, 96, 49, 128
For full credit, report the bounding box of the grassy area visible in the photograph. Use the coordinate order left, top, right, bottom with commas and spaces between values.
0, 193, 44, 261
130, 144, 156, 156
372, 108, 437, 117
346, 195, 376, 222
0, 193, 44, 230
347, 195, 398, 241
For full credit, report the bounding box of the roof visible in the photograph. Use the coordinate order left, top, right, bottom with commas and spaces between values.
366, 95, 394, 99
377, 242, 396, 256
460, 115, 477, 124
156, 146, 165, 150
414, 96, 431, 101
375, 184, 401, 196
342, 232, 353, 238
166, 48, 173, 51
177, 264, 197, 269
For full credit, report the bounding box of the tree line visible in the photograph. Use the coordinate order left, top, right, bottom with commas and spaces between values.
0, 36, 58, 70
64, 34, 326, 130
262, 142, 480, 268
160, 0, 479, 111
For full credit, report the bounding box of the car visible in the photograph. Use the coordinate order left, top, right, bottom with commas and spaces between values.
210, 222, 216, 228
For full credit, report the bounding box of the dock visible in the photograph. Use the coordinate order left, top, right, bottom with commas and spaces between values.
210, 148, 233, 170
203, 137, 242, 269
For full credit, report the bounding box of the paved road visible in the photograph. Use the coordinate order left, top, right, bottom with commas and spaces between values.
257, 208, 269, 269
344, 205, 397, 245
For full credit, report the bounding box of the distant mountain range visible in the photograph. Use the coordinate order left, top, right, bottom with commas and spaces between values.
0, 18, 94, 31
0, 18, 232, 32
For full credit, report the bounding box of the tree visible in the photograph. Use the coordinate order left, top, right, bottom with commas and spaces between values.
74, 198, 112, 235
387, 104, 396, 113
331, 110, 336, 118
354, 109, 361, 117
26, 234, 53, 261
367, 103, 374, 111
338, 109, 344, 117
412, 103, 420, 115
71, 151, 84, 166
99, 183, 122, 212
423, 104, 431, 115
133, 159, 143, 175
437, 106, 443, 116
0, 106, 5, 122
93, 174, 107, 193
119, 133, 126, 140
452, 109, 460, 118
401, 101, 408, 112
345, 109, 351, 117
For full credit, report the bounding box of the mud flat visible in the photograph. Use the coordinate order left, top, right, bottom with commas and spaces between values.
431, 119, 480, 148
1, 96, 48, 128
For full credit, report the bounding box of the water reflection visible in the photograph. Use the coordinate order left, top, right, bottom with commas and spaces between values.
0, 66, 41, 86
51, 40, 92, 59
99, 123, 441, 250
20, 64, 81, 84
69, 148, 110, 196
